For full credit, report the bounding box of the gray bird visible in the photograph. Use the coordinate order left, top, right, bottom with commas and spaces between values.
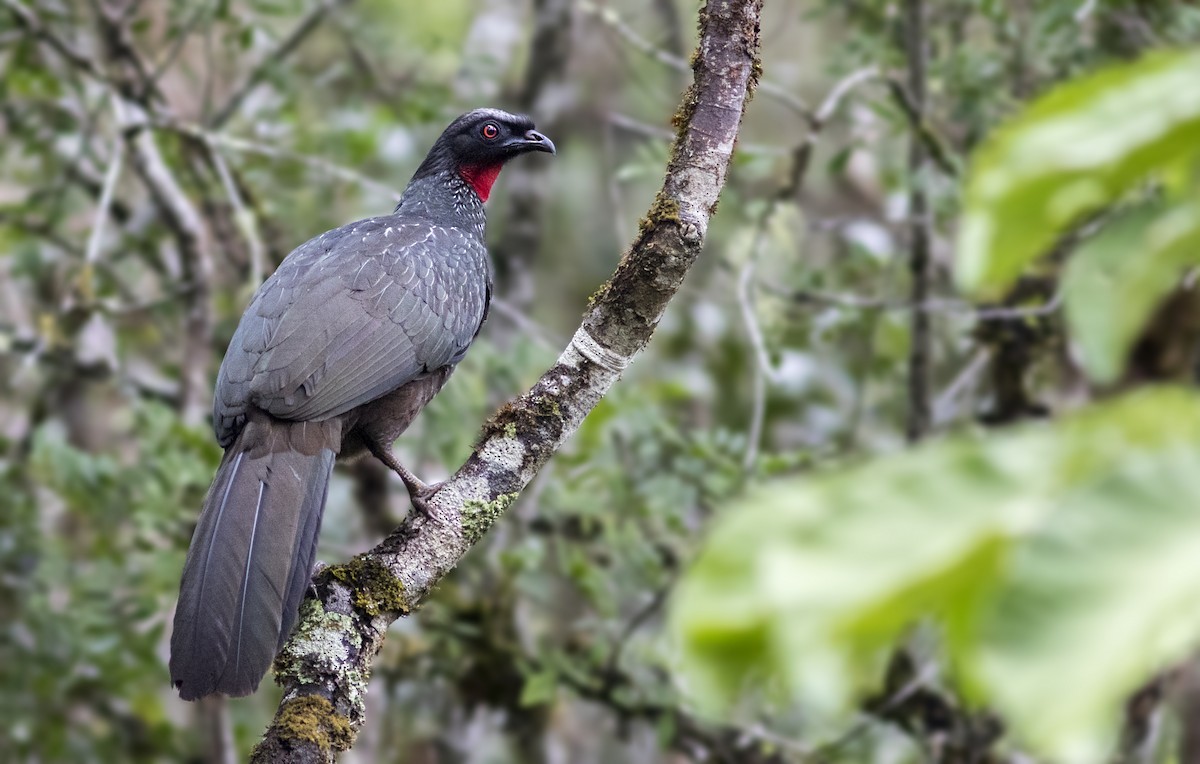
170, 108, 555, 700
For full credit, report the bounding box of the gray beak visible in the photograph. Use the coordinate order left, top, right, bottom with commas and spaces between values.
521, 129, 556, 155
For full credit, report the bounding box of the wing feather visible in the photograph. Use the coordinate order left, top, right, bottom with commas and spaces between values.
213, 215, 490, 438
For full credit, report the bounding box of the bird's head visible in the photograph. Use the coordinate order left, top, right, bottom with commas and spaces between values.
414, 108, 555, 202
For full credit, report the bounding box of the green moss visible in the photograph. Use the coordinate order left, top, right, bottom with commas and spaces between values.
533, 394, 562, 418
325, 555, 409, 617
749, 55, 764, 99
637, 194, 682, 239
587, 281, 612, 309
670, 84, 699, 131
273, 695, 354, 753
478, 392, 567, 461
462, 493, 517, 544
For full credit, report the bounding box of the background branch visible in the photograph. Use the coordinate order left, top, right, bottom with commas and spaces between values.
903, 0, 932, 444
208, 0, 353, 128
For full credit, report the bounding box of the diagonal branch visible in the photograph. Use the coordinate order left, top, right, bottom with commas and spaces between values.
3, 0, 107, 83
208, 0, 353, 128
578, 0, 807, 124
251, 1, 763, 761
121, 103, 213, 427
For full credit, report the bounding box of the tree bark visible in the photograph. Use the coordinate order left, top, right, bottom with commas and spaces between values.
250, 1, 763, 760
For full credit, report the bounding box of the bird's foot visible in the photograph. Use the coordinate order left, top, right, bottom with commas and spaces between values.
367, 443, 443, 522
407, 481, 444, 521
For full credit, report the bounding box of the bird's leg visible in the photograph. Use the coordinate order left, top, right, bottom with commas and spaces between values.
366, 443, 442, 519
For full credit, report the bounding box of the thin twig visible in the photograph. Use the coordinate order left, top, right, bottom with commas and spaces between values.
601, 584, 672, 692
734, 65, 883, 471
810, 660, 939, 761
209, 0, 351, 128
607, 111, 791, 156
1114, 671, 1176, 764
578, 0, 813, 124
158, 119, 401, 201
3, 0, 107, 83
813, 66, 878, 126
64, 95, 126, 314
737, 247, 774, 471
903, 0, 932, 444
146, 2, 213, 94
933, 347, 991, 425
884, 76, 959, 178
204, 138, 267, 287
1074, 0, 1099, 23
83, 98, 125, 269
770, 283, 1063, 320
488, 297, 562, 351
122, 101, 213, 426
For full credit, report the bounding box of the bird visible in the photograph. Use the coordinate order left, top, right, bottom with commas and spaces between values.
169, 108, 555, 701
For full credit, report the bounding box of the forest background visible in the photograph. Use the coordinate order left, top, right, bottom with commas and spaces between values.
4, 0, 1200, 762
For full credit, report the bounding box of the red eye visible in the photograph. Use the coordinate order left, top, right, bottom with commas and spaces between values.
481, 123, 499, 140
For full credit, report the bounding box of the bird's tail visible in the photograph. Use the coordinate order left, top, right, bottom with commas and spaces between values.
170, 414, 341, 700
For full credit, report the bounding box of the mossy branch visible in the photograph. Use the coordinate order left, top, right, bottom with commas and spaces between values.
253, 1, 763, 760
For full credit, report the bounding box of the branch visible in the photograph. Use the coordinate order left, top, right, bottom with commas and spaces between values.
3, 0, 106, 83
903, 0, 932, 444
251, 1, 763, 760
121, 103, 213, 426
491, 0, 573, 309
81, 96, 126, 273
1114, 672, 1173, 764
208, 0, 352, 128
579, 0, 807, 124
202, 137, 267, 287
884, 75, 959, 178
157, 119, 401, 201
862, 648, 1004, 762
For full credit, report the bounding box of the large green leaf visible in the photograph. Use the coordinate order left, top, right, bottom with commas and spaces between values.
1063, 200, 1200, 383
957, 50, 1200, 293
672, 388, 1200, 761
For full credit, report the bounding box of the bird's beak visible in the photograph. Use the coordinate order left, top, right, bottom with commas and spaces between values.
520, 129, 556, 155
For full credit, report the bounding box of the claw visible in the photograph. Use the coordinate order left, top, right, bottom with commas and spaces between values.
366, 441, 443, 522
408, 481, 443, 521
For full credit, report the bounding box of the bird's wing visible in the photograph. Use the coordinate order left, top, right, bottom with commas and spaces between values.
214, 217, 489, 444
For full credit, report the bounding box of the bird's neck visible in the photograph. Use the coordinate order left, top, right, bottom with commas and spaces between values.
394, 170, 488, 237
457, 163, 503, 202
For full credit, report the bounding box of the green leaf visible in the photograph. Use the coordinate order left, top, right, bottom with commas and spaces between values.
957, 50, 1200, 293
519, 669, 558, 707
1063, 199, 1200, 383
671, 388, 1200, 762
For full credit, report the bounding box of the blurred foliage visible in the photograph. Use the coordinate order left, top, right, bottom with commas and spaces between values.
674, 388, 1200, 762
1064, 197, 1200, 383
957, 50, 1200, 296
4, 0, 1200, 762
1, 402, 218, 760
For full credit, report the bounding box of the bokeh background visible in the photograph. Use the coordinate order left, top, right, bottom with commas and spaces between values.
4, 1, 1200, 762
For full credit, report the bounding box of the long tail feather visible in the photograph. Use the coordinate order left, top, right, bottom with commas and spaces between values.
170, 416, 337, 700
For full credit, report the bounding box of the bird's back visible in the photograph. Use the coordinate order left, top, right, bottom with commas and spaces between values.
213, 212, 491, 447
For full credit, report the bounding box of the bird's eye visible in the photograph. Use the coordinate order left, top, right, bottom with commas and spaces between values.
481, 123, 500, 140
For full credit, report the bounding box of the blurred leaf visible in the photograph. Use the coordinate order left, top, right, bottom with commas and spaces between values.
1063, 199, 1200, 382
519, 669, 558, 707
957, 50, 1200, 293
672, 388, 1200, 762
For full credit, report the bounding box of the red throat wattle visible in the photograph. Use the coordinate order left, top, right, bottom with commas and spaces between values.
458, 163, 503, 202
